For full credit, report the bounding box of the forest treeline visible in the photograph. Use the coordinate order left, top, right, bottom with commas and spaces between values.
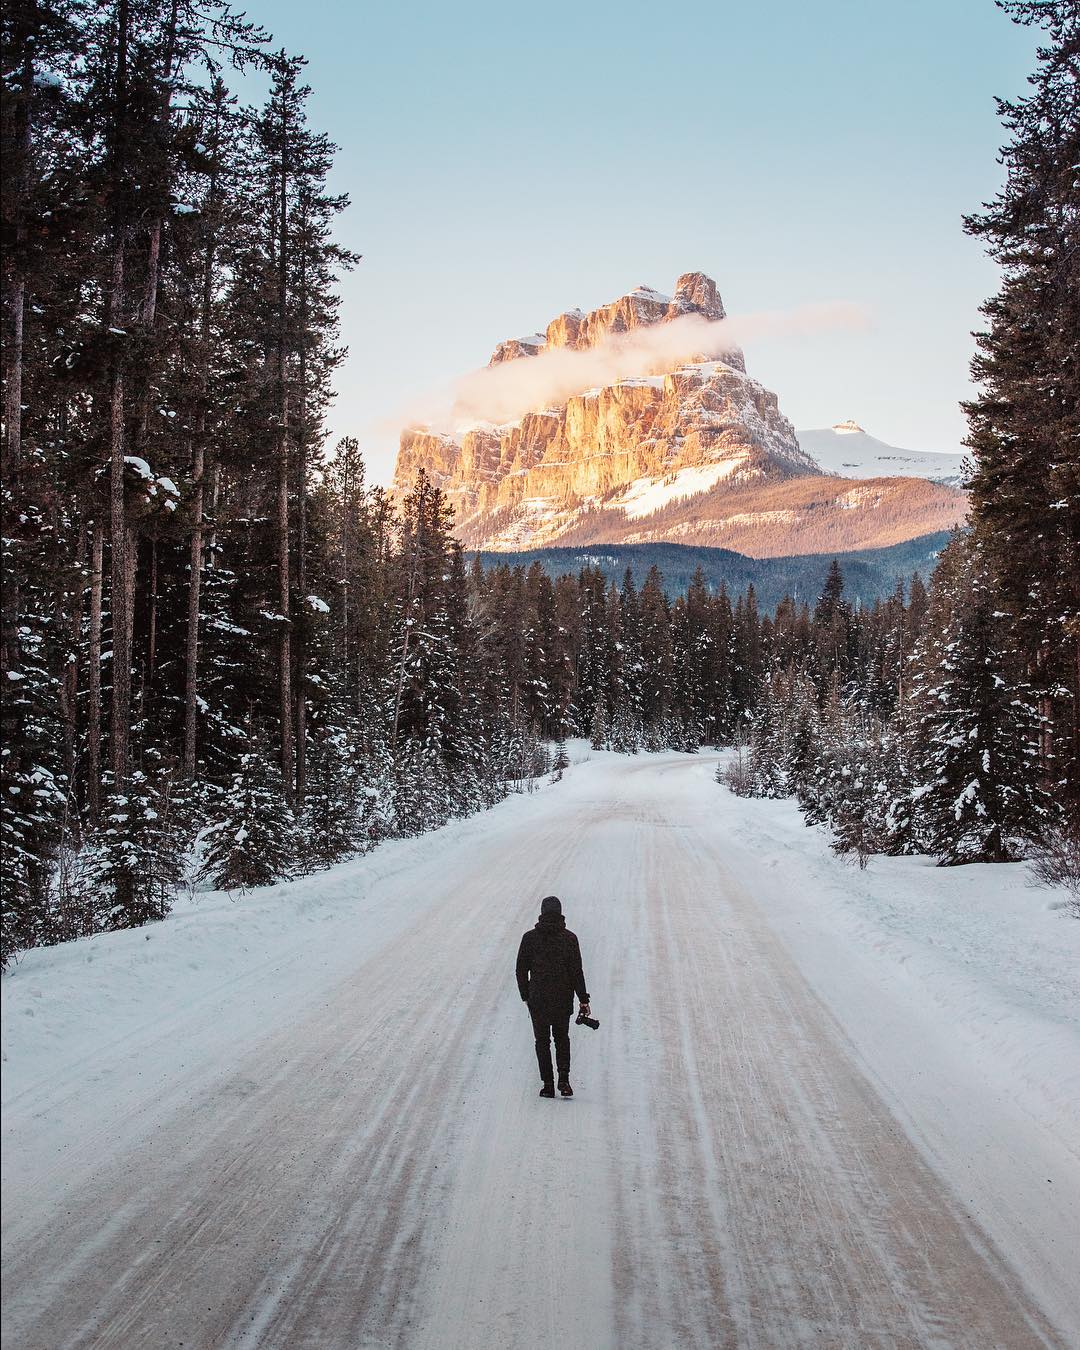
1, 0, 1077, 965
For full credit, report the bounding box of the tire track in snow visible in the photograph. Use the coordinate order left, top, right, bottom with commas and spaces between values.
631, 799, 1061, 1347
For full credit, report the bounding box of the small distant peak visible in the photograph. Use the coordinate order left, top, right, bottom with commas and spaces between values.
832, 419, 864, 435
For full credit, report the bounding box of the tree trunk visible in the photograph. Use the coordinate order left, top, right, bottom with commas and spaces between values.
3, 280, 24, 483
182, 83, 224, 780
208, 461, 220, 559
1, 28, 32, 488
183, 428, 205, 778
145, 536, 158, 695
108, 357, 130, 786
142, 218, 161, 325
61, 522, 89, 806
294, 237, 310, 802
107, 0, 131, 795
277, 422, 293, 795
275, 65, 293, 797
88, 522, 104, 825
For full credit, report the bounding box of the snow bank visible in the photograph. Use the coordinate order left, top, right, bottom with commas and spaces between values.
711, 770, 1079, 1141
708, 756, 1080, 1331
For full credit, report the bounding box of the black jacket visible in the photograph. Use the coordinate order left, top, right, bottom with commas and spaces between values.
516, 914, 589, 1015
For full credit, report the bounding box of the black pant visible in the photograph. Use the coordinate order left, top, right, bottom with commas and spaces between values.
529, 1005, 571, 1083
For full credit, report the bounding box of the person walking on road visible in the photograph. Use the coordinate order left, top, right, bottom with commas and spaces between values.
516, 895, 591, 1098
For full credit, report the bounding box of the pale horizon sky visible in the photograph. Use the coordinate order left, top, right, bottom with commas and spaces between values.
250, 0, 1037, 485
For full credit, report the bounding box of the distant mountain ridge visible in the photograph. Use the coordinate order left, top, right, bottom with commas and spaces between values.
797, 422, 967, 489
392, 273, 968, 554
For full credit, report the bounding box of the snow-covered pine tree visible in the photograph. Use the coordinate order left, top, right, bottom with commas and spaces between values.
638, 566, 673, 735
963, 0, 1080, 811
911, 536, 1053, 865
610, 701, 641, 755
301, 678, 364, 868
729, 585, 763, 731
824, 703, 888, 867
641, 717, 667, 753
202, 727, 298, 889
617, 569, 644, 741
589, 698, 609, 751
743, 677, 786, 797
878, 703, 922, 856
797, 673, 845, 826
0, 600, 67, 960
94, 767, 183, 927
811, 559, 855, 686
783, 671, 821, 799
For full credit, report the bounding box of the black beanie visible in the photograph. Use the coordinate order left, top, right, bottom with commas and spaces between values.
540, 895, 562, 916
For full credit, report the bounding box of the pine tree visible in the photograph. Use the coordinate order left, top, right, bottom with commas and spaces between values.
911, 537, 1053, 864
962, 1, 1080, 808
879, 702, 921, 856
94, 767, 183, 927
300, 668, 365, 867
203, 727, 298, 889
589, 697, 608, 751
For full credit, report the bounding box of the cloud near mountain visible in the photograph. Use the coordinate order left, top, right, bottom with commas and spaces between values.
433, 301, 870, 433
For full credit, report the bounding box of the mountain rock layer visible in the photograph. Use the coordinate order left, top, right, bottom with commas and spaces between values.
392, 274, 968, 554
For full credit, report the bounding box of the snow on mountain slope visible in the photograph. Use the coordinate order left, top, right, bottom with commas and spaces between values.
601, 454, 751, 519
799, 421, 968, 487
3, 751, 1078, 1347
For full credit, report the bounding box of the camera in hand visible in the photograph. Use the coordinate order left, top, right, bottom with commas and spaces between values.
575, 1010, 600, 1030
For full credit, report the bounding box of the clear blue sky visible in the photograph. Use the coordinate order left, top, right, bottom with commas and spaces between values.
250, 0, 1036, 483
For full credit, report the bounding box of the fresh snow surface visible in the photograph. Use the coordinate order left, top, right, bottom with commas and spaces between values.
611, 456, 749, 519
799, 425, 968, 487
3, 750, 1078, 1347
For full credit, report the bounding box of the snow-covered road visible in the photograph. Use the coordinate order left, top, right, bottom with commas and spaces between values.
3, 752, 1078, 1348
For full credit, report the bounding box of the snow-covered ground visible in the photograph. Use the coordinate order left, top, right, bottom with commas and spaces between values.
3, 750, 1078, 1347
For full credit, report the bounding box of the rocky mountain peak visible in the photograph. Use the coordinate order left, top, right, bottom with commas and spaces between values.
671, 271, 726, 321
489, 272, 728, 367
392, 275, 968, 554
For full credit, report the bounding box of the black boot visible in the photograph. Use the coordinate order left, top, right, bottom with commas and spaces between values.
539, 1082, 555, 1098
557, 1076, 573, 1097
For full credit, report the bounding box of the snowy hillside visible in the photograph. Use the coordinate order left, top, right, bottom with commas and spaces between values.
798, 421, 968, 487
